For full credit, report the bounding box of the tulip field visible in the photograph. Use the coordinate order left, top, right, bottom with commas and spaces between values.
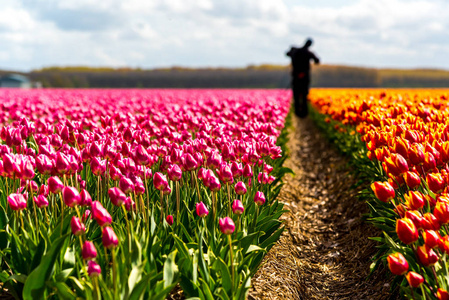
309, 89, 449, 299
0, 89, 293, 299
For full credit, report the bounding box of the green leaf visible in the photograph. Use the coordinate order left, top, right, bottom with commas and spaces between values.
22, 234, 69, 300
260, 226, 284, 249
128, 273, 151, 300
199, 278, 215, 300
52, 281, 76, 300
0, 206, 8, 229
163, 250, 178, 288
245, 245, 264, 255
214, 257, 231, 296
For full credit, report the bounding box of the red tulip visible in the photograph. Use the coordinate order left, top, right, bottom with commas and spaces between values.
404, 191, 424, 210
396, 218, 419, 245
196, 202, 209, 218
417, 244, 439, 266
387, 252, 409, 275
423, 230, 441, 248
427, 173, 445, 194
371, 181, 395, 203
166, 215, 174, 226
438, 288, 449, 300
405, 271, 424, 288
434, 201, 449, 224
404, 171, 421, 189
70, 216, 86, 236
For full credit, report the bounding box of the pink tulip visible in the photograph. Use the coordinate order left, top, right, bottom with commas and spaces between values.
87, 260, 101, 277
219, 217, 235, 235
33, 195, 49, 208
168, 164, 182, 181
119, 177, 134, 194
79, 189, 92, 206
153, 172, 168, 191
48, 176, 64, 194
70, 216, 86, 236
92, 201, 112, 227
196, 202, 209, 218
108, 187, 127, 206
243, 164, 253, 178
55, 152, 70, 174
36, 155, 53, 175
82, 241, 97, 260
232, 200, 244, 215
254, 191, 266, 206
102, 226, 119, 249
234, 181, 247, 195
7, 193, 27, 211
62, 186, 81, 207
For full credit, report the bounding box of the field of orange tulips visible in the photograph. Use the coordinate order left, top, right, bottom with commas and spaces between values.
310, 89, 449, 299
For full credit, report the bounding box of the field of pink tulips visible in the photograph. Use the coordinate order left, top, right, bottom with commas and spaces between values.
0, 89, 292, 299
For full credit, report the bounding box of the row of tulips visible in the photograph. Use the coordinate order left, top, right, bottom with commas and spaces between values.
309, 89, 449, 299
0, 89, 292, 299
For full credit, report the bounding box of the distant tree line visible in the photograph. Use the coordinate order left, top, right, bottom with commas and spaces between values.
1, 65, 449, 88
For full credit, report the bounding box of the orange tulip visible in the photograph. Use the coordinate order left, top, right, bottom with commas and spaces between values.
396, 218, 419, 245
371, 181, 395, 203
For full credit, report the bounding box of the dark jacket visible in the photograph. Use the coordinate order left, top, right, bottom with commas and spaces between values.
286, 46, 319, 77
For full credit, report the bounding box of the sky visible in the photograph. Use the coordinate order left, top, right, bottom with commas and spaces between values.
0, 0, 448, 71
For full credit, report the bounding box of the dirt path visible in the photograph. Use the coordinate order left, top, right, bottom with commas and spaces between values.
249, 116, 396, 300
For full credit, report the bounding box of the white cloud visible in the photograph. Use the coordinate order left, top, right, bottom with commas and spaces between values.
0, 0, 448, 71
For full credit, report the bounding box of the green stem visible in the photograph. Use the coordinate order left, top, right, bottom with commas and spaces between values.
228, 234, 234, 297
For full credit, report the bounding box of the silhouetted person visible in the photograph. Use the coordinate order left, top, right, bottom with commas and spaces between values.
286, 38, 320, 118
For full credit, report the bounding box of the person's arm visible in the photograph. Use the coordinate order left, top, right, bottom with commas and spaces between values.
286, 47, 295, 57
311, 52, 320, 64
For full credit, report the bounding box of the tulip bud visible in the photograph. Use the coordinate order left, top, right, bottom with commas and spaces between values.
79, 189, 92, 207
404, 191, 424, 210
427, 173, 446, 194
422, 212, 441, 231
417, 244, 439, 266
102, 226, 118, 249
183, 153, 198, 171
423, 230, 441, 249
196, 202, 209, 218
108, 187, 127, 206
48, 176, 64, 194
153, 172, 168, 191
371, 181, 395, 203
7, 193, 27, 211
438, 288, 449, 300
92, 201, 112, 227
254, 191, 266, 206
387, 252, 409, 275
62, 186, 81, 207
404, 171, 421, 189
231, 161, 243, 178
82, 241, 97, 260
434, 201, 449, 224
242, 164, 253, 178
234, 181, 247, 195
168, 164, 182, 181
232, 200, 244, 215
396, 218, 419, 245
166, 215, 174, 226
33, 195, 49, 208
55, 152, 70, 174
219, 217, 235, 235
134, 177, 145, 195
87, 260, 101, 277
405, 271, 424, 288
70, 216, 86, 236
119, 177, 134, 194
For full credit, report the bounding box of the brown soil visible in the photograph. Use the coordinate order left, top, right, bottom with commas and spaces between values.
248, 116, 397, 300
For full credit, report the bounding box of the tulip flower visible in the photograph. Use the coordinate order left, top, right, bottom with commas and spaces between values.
434, 201, 449, 224
153, 172, 168, 191
243, 164, 253, 178
405, 271, 424, 288
82, 241, 97, 261
79, 189, 92, 207
404, 191, 424, 210
232, 200, 244, 215
119, 177, 134, 194
422, 212, 441, 231
403, 171, 421, 189
438, 288, 449, 300
230, 161, 243, 178
7, 193, 27, 211
254, 191, 266, 206
48, 176, 64, 194
416, 244, 439, 267
234, 181, 247, 195
219, 217, 235, 235
427, 173, 446, 194
108, 187, 127, 206
62, 186, 81, 207
92, 201, 112, 227
55, 152, 70, 174
87, 260, 101, 277
423, 230, 441, 249
71, 216, 86, 236
168, 164, 182, 181
102, 226, 119, 249
33, 195, 49, 208
396, 218, 419, 245
387, 252, 408, 275
166, 215, 174, 226
196, 202, 209, 218
371, 181, 395, 203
